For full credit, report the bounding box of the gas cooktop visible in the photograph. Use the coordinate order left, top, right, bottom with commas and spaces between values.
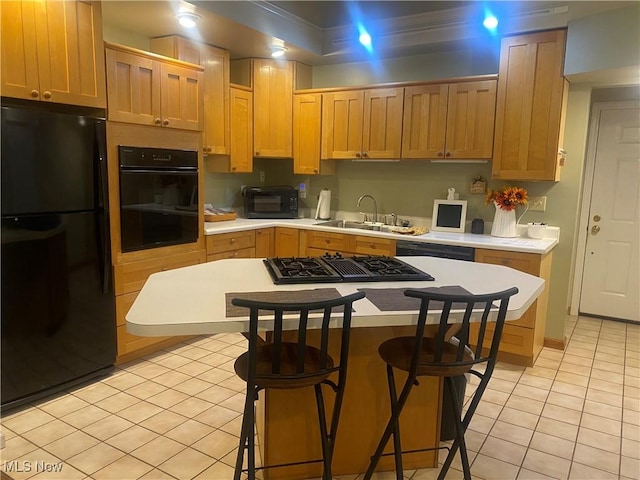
263, 254, 435, 285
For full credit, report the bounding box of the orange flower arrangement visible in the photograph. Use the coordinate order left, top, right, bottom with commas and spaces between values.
485, 186, 528, 211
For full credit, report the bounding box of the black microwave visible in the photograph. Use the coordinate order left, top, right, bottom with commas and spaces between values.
243, 186, 298, 219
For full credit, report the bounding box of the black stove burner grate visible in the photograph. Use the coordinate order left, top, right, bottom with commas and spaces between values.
264, 255, 434, 285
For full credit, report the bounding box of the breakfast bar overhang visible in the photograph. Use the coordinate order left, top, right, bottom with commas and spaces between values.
127, 257, 545, 478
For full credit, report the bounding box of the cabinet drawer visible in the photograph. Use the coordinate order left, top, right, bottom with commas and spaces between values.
114, 250, 204, 295
207, 247, 255, 262
206, 230, 256, 254
304, 230, 350, 252
475, 249, 540, 276
352, 235, 396, 256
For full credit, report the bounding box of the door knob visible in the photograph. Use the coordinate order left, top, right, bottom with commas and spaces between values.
43, 91, 52, 99
155, 118, 162, 125
593, 215, 601, 222
30, 90, 39, 98
591, 225, 601, 235
163, 119, 169, 126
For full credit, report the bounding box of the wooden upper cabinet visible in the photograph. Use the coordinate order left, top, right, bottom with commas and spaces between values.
445, 80, 496, 159
401, 84, 448, 159
402, 80, 496, 160
362, 88, 404, 159
159, 62, 203, 131
492, 29, 568, 181
321, 88, 403, 159
1, 0, 106, 108
105, 43, 203, 131
293, 93, 335, 175
204, 85, 255, 173
253, 59, 294, 158
105, 48, 159, 126
151, 36, 230, 155
321, 90, 364, 159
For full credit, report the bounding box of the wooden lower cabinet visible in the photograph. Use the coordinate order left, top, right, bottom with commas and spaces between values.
300, 230, 396, 256
114, 250, 205, 363
274, 227, 300, 257
471, 248, 552, 366
255, 228, 275, 257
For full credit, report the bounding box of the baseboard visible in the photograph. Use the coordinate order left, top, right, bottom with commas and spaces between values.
544, 336, 565, 350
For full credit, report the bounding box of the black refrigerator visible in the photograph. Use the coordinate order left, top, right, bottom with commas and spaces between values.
1, 100, 116, 411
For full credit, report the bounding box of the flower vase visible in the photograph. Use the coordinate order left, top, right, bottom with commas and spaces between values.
491, 202, 517, 237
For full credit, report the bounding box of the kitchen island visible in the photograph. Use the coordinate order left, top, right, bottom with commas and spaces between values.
127, 257, 544, 478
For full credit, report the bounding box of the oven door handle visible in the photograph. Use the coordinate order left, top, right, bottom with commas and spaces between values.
119, 168, 197, 174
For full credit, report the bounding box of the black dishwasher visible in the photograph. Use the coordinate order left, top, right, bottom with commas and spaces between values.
395, 239, 473, 440
396, 240, 475, 261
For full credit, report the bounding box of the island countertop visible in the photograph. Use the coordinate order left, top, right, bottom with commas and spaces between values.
126, 256, 545, 337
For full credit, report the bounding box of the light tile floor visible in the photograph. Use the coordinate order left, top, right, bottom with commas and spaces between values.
1, 316, 639, 480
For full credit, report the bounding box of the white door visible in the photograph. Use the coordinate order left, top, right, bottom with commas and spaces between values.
579, 106, 640, 322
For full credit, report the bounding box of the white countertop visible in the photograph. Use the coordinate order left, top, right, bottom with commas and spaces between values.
126, 256, 545, 337
204, 217, 559, 254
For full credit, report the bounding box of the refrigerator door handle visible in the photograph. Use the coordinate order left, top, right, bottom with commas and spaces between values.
96, 122, 112, 294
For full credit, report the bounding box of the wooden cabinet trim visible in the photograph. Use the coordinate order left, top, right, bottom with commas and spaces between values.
105, 42, 204, 71
294, 74, 498, 95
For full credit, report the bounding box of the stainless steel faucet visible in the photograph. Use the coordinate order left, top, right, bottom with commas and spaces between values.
357, 194, 378, 223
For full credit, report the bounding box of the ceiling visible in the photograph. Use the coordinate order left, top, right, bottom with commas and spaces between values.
101, 1, 636, 65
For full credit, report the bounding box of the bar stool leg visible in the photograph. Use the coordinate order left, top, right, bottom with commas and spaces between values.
386, 364, 403, 480
437, 378, 471, 480
235, 387, 257, 480
314, 384, 333, 480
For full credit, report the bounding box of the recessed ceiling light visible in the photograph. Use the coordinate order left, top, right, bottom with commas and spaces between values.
270, 45, 287, 58
177, 12, 200, 29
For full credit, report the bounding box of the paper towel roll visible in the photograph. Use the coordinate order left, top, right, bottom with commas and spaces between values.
315, 189, 331, 220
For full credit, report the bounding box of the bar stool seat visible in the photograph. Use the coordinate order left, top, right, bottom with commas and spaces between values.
234, 343, 334, 389
378, 336, 474, 377
231, 291, 366, 480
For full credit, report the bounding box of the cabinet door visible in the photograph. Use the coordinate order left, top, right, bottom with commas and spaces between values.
362, 87, 404, 159
1, 1, 106, 108
255, 228, 275, 258
492, 29, 567, 181
293, 93, 323, 174
1, 1, 40, 100
445, 80, 496, 159
275, 227, 300, 257
253, 59, 293, 158
201, 44, 230, 154
159, 63, 203, 131
34, 1, 106, 108
321, 90, 364, 159
401, 84, 448, 159
106, 48, 161, 126
229, 87, 253, 172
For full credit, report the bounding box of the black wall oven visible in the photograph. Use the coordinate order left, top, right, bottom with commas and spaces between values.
119, 146, 198, 252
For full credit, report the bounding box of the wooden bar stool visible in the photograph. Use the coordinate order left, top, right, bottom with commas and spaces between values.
231, 291, 366, 480
364, 287, 519, 480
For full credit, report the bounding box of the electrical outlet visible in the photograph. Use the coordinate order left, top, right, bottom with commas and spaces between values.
529, 196, 547, 212
259, 171, 265, 182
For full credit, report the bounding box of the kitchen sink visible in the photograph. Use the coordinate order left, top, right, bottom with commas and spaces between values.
315, 219, 389, 231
